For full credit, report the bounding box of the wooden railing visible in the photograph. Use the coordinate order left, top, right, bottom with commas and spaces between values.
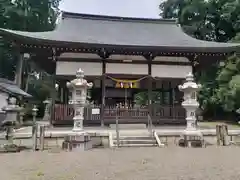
53, 104, 186, 125
152, 105, 186, 119
54, 104, 101, 121
104, 107, 148, 120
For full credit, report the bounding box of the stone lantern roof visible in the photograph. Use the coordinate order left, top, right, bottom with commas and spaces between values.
66, 69, 93, 89
178, 72, 201, 91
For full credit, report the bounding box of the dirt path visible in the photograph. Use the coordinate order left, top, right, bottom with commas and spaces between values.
0, 146, 240, 180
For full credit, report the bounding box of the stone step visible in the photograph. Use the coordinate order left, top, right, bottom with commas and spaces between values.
113, 136, 154, 141
112, 143, 157, 147
113, 139, 157, 145
110, 123, 146, 129
112, 134, 157, 147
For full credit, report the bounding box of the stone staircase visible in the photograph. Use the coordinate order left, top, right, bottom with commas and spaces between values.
109, 132, 165, 148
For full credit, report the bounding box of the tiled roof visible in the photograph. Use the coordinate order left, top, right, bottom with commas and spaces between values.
0, 11, 239, 52
0, 78, 32, 97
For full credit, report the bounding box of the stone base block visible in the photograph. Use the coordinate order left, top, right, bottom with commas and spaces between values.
0, 144, 21, 153
179, 134, 205, 148
64, 133, 91, 142
62, 133, 92, 152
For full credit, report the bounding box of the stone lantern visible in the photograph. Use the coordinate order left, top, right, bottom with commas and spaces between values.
1, 97, 21, 145
42, 98, 51, 122
178, 72, 202, 137
66, 68, 93, 131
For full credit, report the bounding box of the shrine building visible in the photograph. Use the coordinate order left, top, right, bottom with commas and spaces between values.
0, 12, 239, 126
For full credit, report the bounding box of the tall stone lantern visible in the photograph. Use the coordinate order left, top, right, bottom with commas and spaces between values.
178, 72, 202, 137
66, 68, 93, 131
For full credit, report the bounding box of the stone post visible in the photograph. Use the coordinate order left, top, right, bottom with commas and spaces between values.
39, 125, 45, 151
178, 72, 203, 147
66, 68, 93, 132
32, 105, 38, 151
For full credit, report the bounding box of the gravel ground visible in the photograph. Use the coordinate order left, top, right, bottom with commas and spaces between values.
0, 146, 240, 180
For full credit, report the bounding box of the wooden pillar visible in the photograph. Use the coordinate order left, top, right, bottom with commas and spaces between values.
169, 81, 173, 105
64, 81, 69, 104
58, 79, 67, 103
148, 64, 152, 109
98, 48, 109, 127
50, 48, 61, 125
147, 54, 153, 117
50, 61, 57, 125
62, 80, 66, 104
60, 82, 64, 103
101, 60, 106, 127
161, 82, 164, 105
15, 53, 24, 88
169, 81, 173, 117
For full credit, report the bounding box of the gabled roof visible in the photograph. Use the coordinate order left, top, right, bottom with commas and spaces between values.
0, 78, 32, 98
0, 11, 239, 53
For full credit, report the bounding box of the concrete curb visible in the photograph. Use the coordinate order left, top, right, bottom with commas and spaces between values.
1, 128, 240, 140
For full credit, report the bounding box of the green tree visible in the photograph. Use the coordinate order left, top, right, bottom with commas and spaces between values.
0, 0, 61, 79
160, 0, 240, 42
0, 0, 61, 117
231, 33, 240, 43
215, 34, 240, 113
0, 0, 18, 79
160, 0, 240, 118
217, 55, 240, 112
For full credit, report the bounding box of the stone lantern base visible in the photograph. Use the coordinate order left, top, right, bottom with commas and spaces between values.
179, 130, 205, 148
62, 132, 92, 151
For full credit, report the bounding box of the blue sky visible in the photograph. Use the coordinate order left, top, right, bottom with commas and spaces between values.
59, 0, 163, 18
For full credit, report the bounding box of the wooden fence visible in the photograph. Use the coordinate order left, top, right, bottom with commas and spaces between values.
53, 104, 186, 125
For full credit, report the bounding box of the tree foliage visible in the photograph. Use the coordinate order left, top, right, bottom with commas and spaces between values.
134, 91, 163, 106
216, 33, 240, 112
0, 0, 60, 80
0, 0, 61, 115
160, 0, 240, 118
160, 0, 240, 42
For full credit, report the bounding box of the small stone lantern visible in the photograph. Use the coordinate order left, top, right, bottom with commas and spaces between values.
178, 72, 202, 137
42, 98, 51, 123
1, 97, 21, 145
66, 68, 93, 131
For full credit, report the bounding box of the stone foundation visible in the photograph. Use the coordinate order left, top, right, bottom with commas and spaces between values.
179, 134, 205, 148
62, 132, 92, 151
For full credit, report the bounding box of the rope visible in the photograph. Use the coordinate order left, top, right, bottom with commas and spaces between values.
106, 75, 149, 83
